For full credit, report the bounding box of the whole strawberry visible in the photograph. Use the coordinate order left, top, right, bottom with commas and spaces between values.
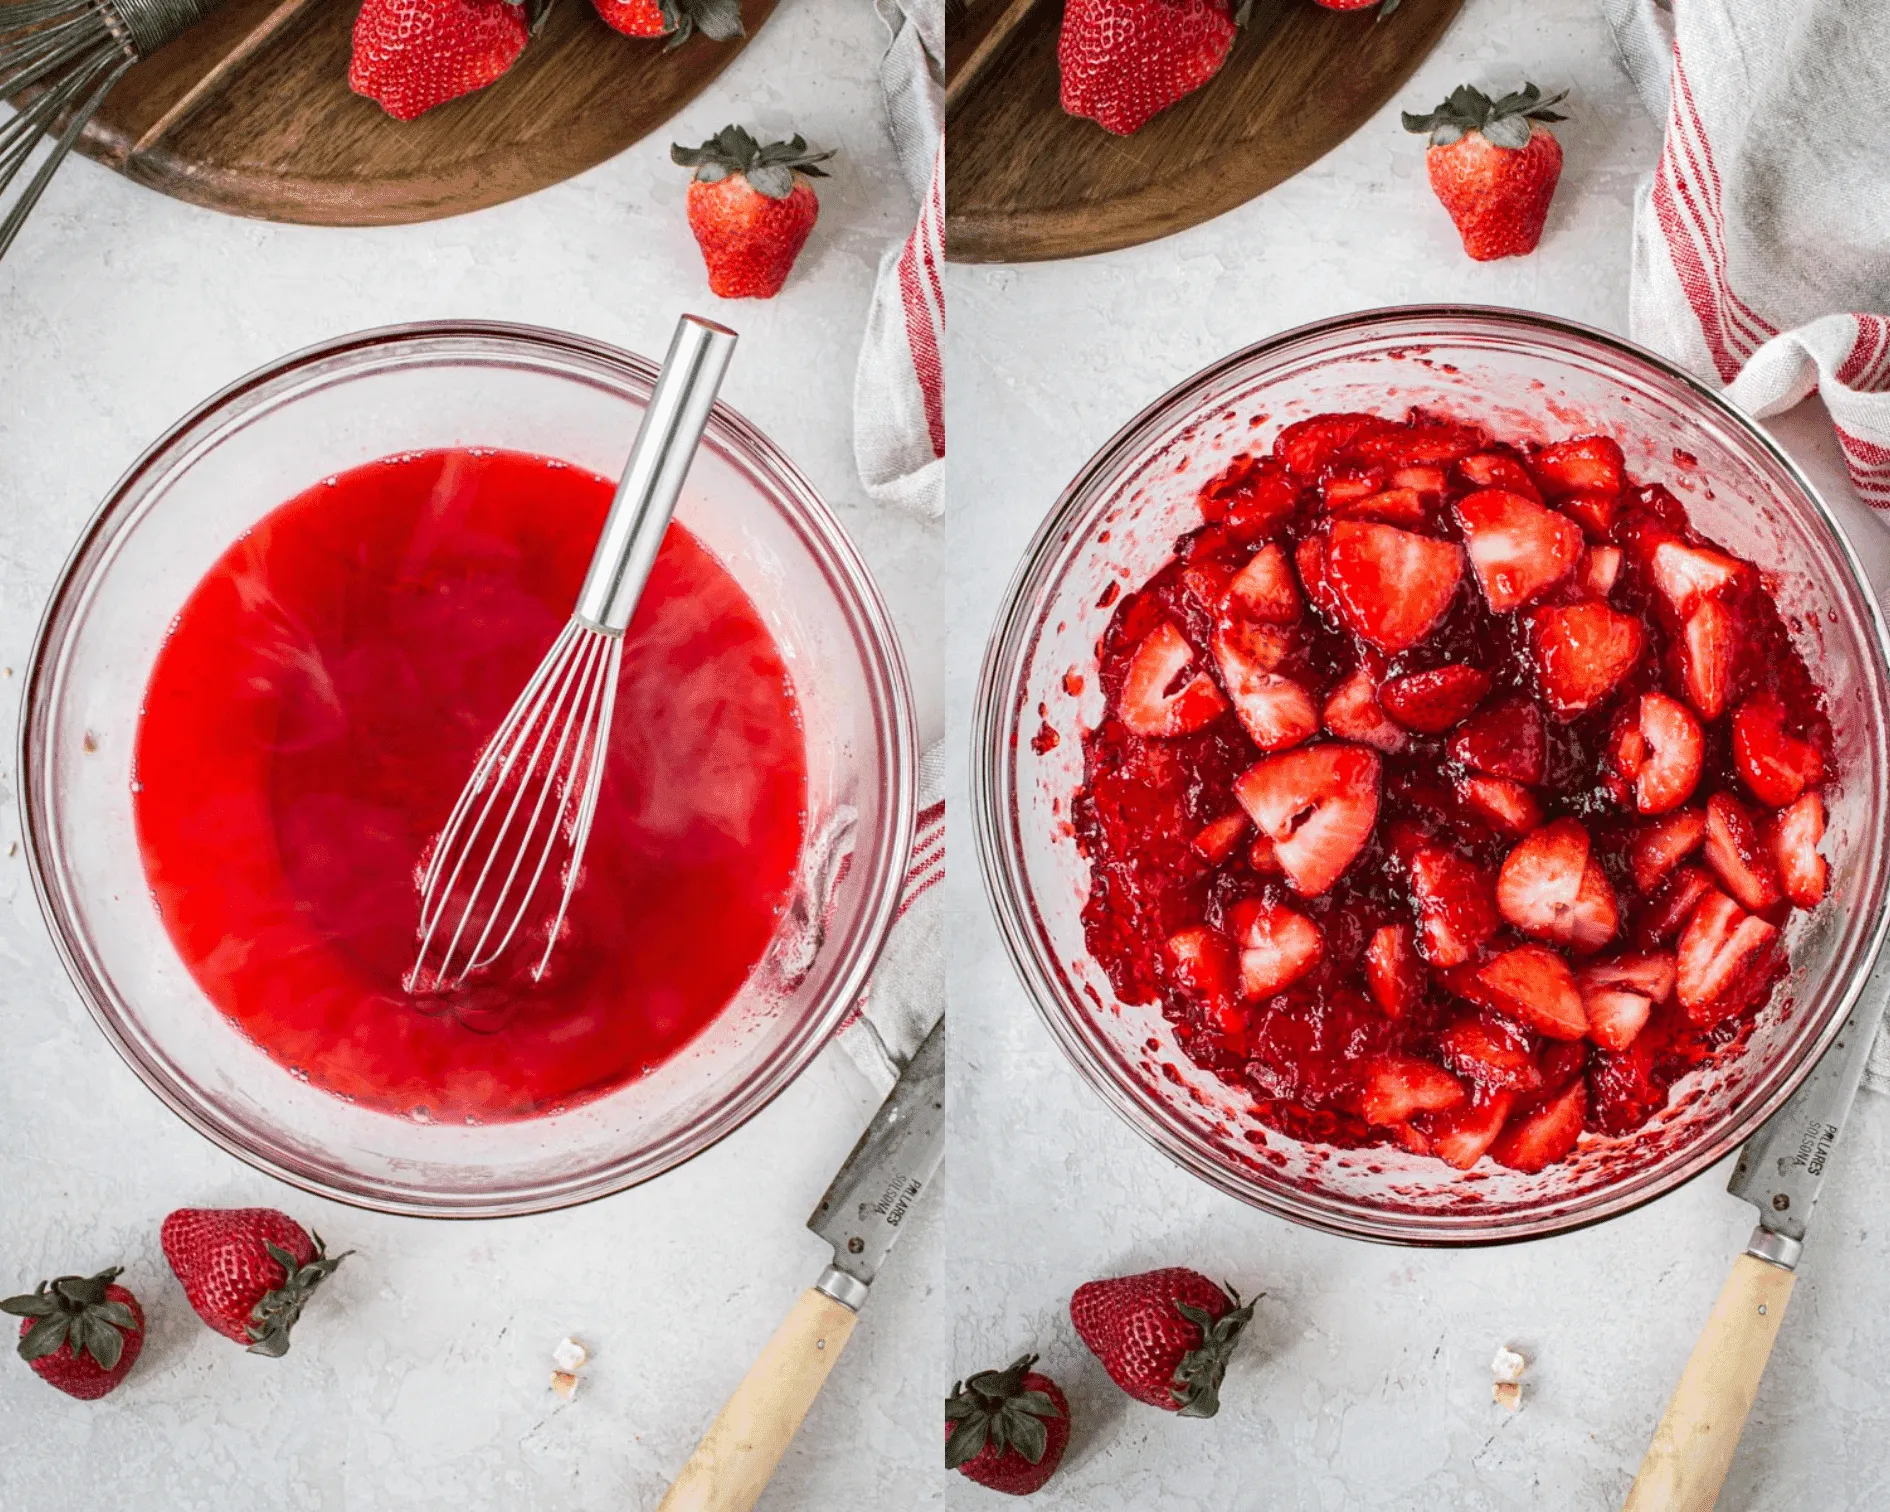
946, 1354, 1070, 1496
1402, 82, 1568, 261
348, 0, 547, 122
1, 1266, 143, 1400
593, 0, 742, 44
161, 1208, 350, 1357
1059, 0, 1249, 137
1070, 1267, 1255, 1417
670, 125, 834, 299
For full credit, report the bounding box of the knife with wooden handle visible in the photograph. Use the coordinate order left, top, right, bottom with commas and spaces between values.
658, 1018, 945, 1512
1623, 939, 1890, 1511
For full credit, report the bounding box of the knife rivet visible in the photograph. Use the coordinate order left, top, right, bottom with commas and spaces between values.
848, 1237, 865, 1254
1773, 1194, 1790, 1211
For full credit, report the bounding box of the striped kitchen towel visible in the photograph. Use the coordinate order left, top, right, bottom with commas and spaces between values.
1603, 0, 1890, 508
853, 0, 944, 521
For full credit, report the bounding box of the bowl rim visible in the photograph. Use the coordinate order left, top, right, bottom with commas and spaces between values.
19, 318, 919, 1219
973, 302, 1890, 1246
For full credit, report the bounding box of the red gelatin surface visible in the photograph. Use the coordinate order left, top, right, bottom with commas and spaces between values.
1072, 411, 1832, 1170
134, 449, 807, 1121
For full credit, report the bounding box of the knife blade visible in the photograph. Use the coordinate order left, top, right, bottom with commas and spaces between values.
807, 1014, 947, 1309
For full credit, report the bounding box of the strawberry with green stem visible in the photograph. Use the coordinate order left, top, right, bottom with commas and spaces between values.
2, 1266, 144, 1400
1403, 82, 1569, 261
162, 1208, 351, 1357
946, 1354, 1070, 1496
1071, 1267, 1257, 1416
671, 125, 834, 299
593, 0, 742, 45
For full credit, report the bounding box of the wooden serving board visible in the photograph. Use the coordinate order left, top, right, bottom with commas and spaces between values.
46, 0, 776, 226
946, 0, 1466, 263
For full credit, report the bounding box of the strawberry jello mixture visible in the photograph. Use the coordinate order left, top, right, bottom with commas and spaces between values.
134, 448, 807, 1122
1074, 410, 1833, 1174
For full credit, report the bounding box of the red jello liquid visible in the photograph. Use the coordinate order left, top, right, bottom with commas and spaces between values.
133, 448, 807, 1121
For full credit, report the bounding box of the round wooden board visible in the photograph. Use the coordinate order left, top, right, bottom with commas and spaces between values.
946, 0, 1466, 264
56, 0, 777, 226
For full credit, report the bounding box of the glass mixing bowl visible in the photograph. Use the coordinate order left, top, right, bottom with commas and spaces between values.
974, 306, 1890, 1245
22, 322, 916, 1217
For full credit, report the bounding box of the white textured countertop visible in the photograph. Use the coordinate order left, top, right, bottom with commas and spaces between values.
946, 1, 1890, 1507
0, 3, 941, 1508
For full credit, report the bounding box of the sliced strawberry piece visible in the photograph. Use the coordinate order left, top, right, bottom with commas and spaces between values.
1455, 773, 1544, 836
1379, 665, 1493, 734
1677, 890, 1778, 1022
1449, 695, 1547, 784
1407, 845, 1501, 968
1230, 900, 1324, 999
1678, 600, 1737, 721
1117, 622, 1228, 737
1771, 792, 1828, 909
1351, 419, 1487, 470
1630, 807, 1706, 893
1650, 538, 1746, 619
1321, 664, 1407, 753
1611, 692, 1704, 815
1165, 926, 1238, 1025
1581, 545, 1623, 597
1180, 562, 1234, 611
1191, 813, 1248, 865
1456, 452, 1541, 501
1488, 1079, 1587, 1173
1355, 1054, 1466, 1127
1435, 1019, 1543, 1093
1731, 694, 1822, 808
1473, 945, 1587, 1040
1233, 743, 1382, 897
1294, 533, 1342, 621
1636, 864, 1715, 946
1322, 469, 1384, 506
1582, 989, 1652, 1052
1530, 601, 1645, 719
1328, 486, 1428, 528
1364, 922, 1423, 1018
1213, 624, 1319, 752
1199, 454, 1299, 539
1457, 489, 1584, 612
1496, 820, 1618, 953
1559, 491, 1619, 540
1323, 522, 1464, 654
1390, 464, 1448, 495
1589, 1036, 1666, 1135
1274, 413, 1390, 478
1426, 1089, 1516, 1170
1578, 952, 1677, 1003
1529, 435, 1625, 497
1224, 543, 1303, 626
1704, 791, 1782, 912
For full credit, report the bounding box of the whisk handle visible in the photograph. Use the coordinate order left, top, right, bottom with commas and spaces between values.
575, 314, 738, 634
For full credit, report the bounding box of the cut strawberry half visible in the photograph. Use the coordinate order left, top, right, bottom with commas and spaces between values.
1455, 773, 1544, 836
1274, 413, 1390, 478
1212, 625, 1319, 753
1529, 435, 1625, 497
1610, 692, 1704, 815
1456, 452, 1541, 501
1457, 489, 1584, 612
1704, 791, 1782, 912
1328, 486, 1429, 528
1530, 601, 1645, 719
1224, 543, 1304, 626
1426, 1089, 1516, 1170
1678, 600, 1737, 721
1559, 491, 1618, 540
1364, 922, 1423, 1017
1488, 1079, 1587, 1173
1165, 926, 1238, 1022
1323, 522, 1464, 654
1295, 533, 1342, 622
1406, 844, 1500, 967
1771, 792, 1828, 909
1496, 820, 1618, 954
1390, 464, 1448, 495
1581, 989, 1652, 1052
1322, 470, 1385, 506
1117, 622, 1228, 737
1471, 945, 1588, 1040
1636, 864, 1715, 947
1355, 1054, 1466, 1127
1191, 812, 1248, 865
1629, 807, 1706, 893
1448, 695, 1547, 784
1233, 743, 1382, 897
1229, 899, 1325, 999
1379, 664, 1493, 734
1676, 890, 1778, 1021
1577, 952, 1676, 1003
1321, 664, 1407, 753
1650, 537, 1746, 620
1581, 545, 1623, 597
1731, 693, 1822, 808
1435, 1019, 1543, 1093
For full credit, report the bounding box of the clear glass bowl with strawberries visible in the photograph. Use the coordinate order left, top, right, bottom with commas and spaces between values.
973, 306, 1890, 1244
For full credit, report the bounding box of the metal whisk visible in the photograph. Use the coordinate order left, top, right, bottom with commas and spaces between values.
409, 314, 739, 992
0, 0, 223, 260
